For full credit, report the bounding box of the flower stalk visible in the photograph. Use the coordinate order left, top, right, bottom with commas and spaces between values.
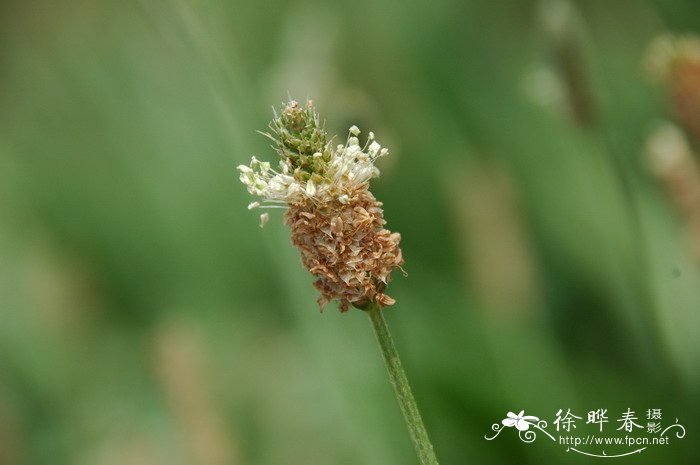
365, 301, 440, 465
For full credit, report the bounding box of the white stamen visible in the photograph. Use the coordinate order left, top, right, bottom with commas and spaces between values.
239, 122, 391, 211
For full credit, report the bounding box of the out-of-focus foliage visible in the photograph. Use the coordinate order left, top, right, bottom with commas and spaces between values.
1, 0, 699, 464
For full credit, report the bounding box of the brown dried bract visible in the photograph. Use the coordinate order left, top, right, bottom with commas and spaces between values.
285, 184, 404, 312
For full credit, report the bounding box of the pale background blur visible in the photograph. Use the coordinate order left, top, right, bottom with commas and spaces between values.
1, 0, 699, 464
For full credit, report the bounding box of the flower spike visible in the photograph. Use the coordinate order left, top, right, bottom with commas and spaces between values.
239, 99, 404, 312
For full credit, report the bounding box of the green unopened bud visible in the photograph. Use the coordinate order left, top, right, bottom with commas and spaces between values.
281, 100, 307, 133
269, 99, 331, 179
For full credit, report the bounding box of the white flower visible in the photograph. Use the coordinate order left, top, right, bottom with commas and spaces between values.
239, 125, 391, 215
306, 179, 316, 196
259, 212, 269, 228
502, 411, 539, 431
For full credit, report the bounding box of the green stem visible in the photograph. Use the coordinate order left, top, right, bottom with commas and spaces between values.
365, 302, 439, 465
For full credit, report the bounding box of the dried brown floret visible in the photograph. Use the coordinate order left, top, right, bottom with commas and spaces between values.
671, 60, 700, 145
285, 184, 404, 312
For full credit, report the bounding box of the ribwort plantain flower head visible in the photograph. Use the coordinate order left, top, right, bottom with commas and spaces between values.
646, 34, 700, 144
238, 100, 404, 312
646, 34, 700, 83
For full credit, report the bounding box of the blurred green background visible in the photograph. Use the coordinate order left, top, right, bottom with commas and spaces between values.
1, 0, 699, 464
